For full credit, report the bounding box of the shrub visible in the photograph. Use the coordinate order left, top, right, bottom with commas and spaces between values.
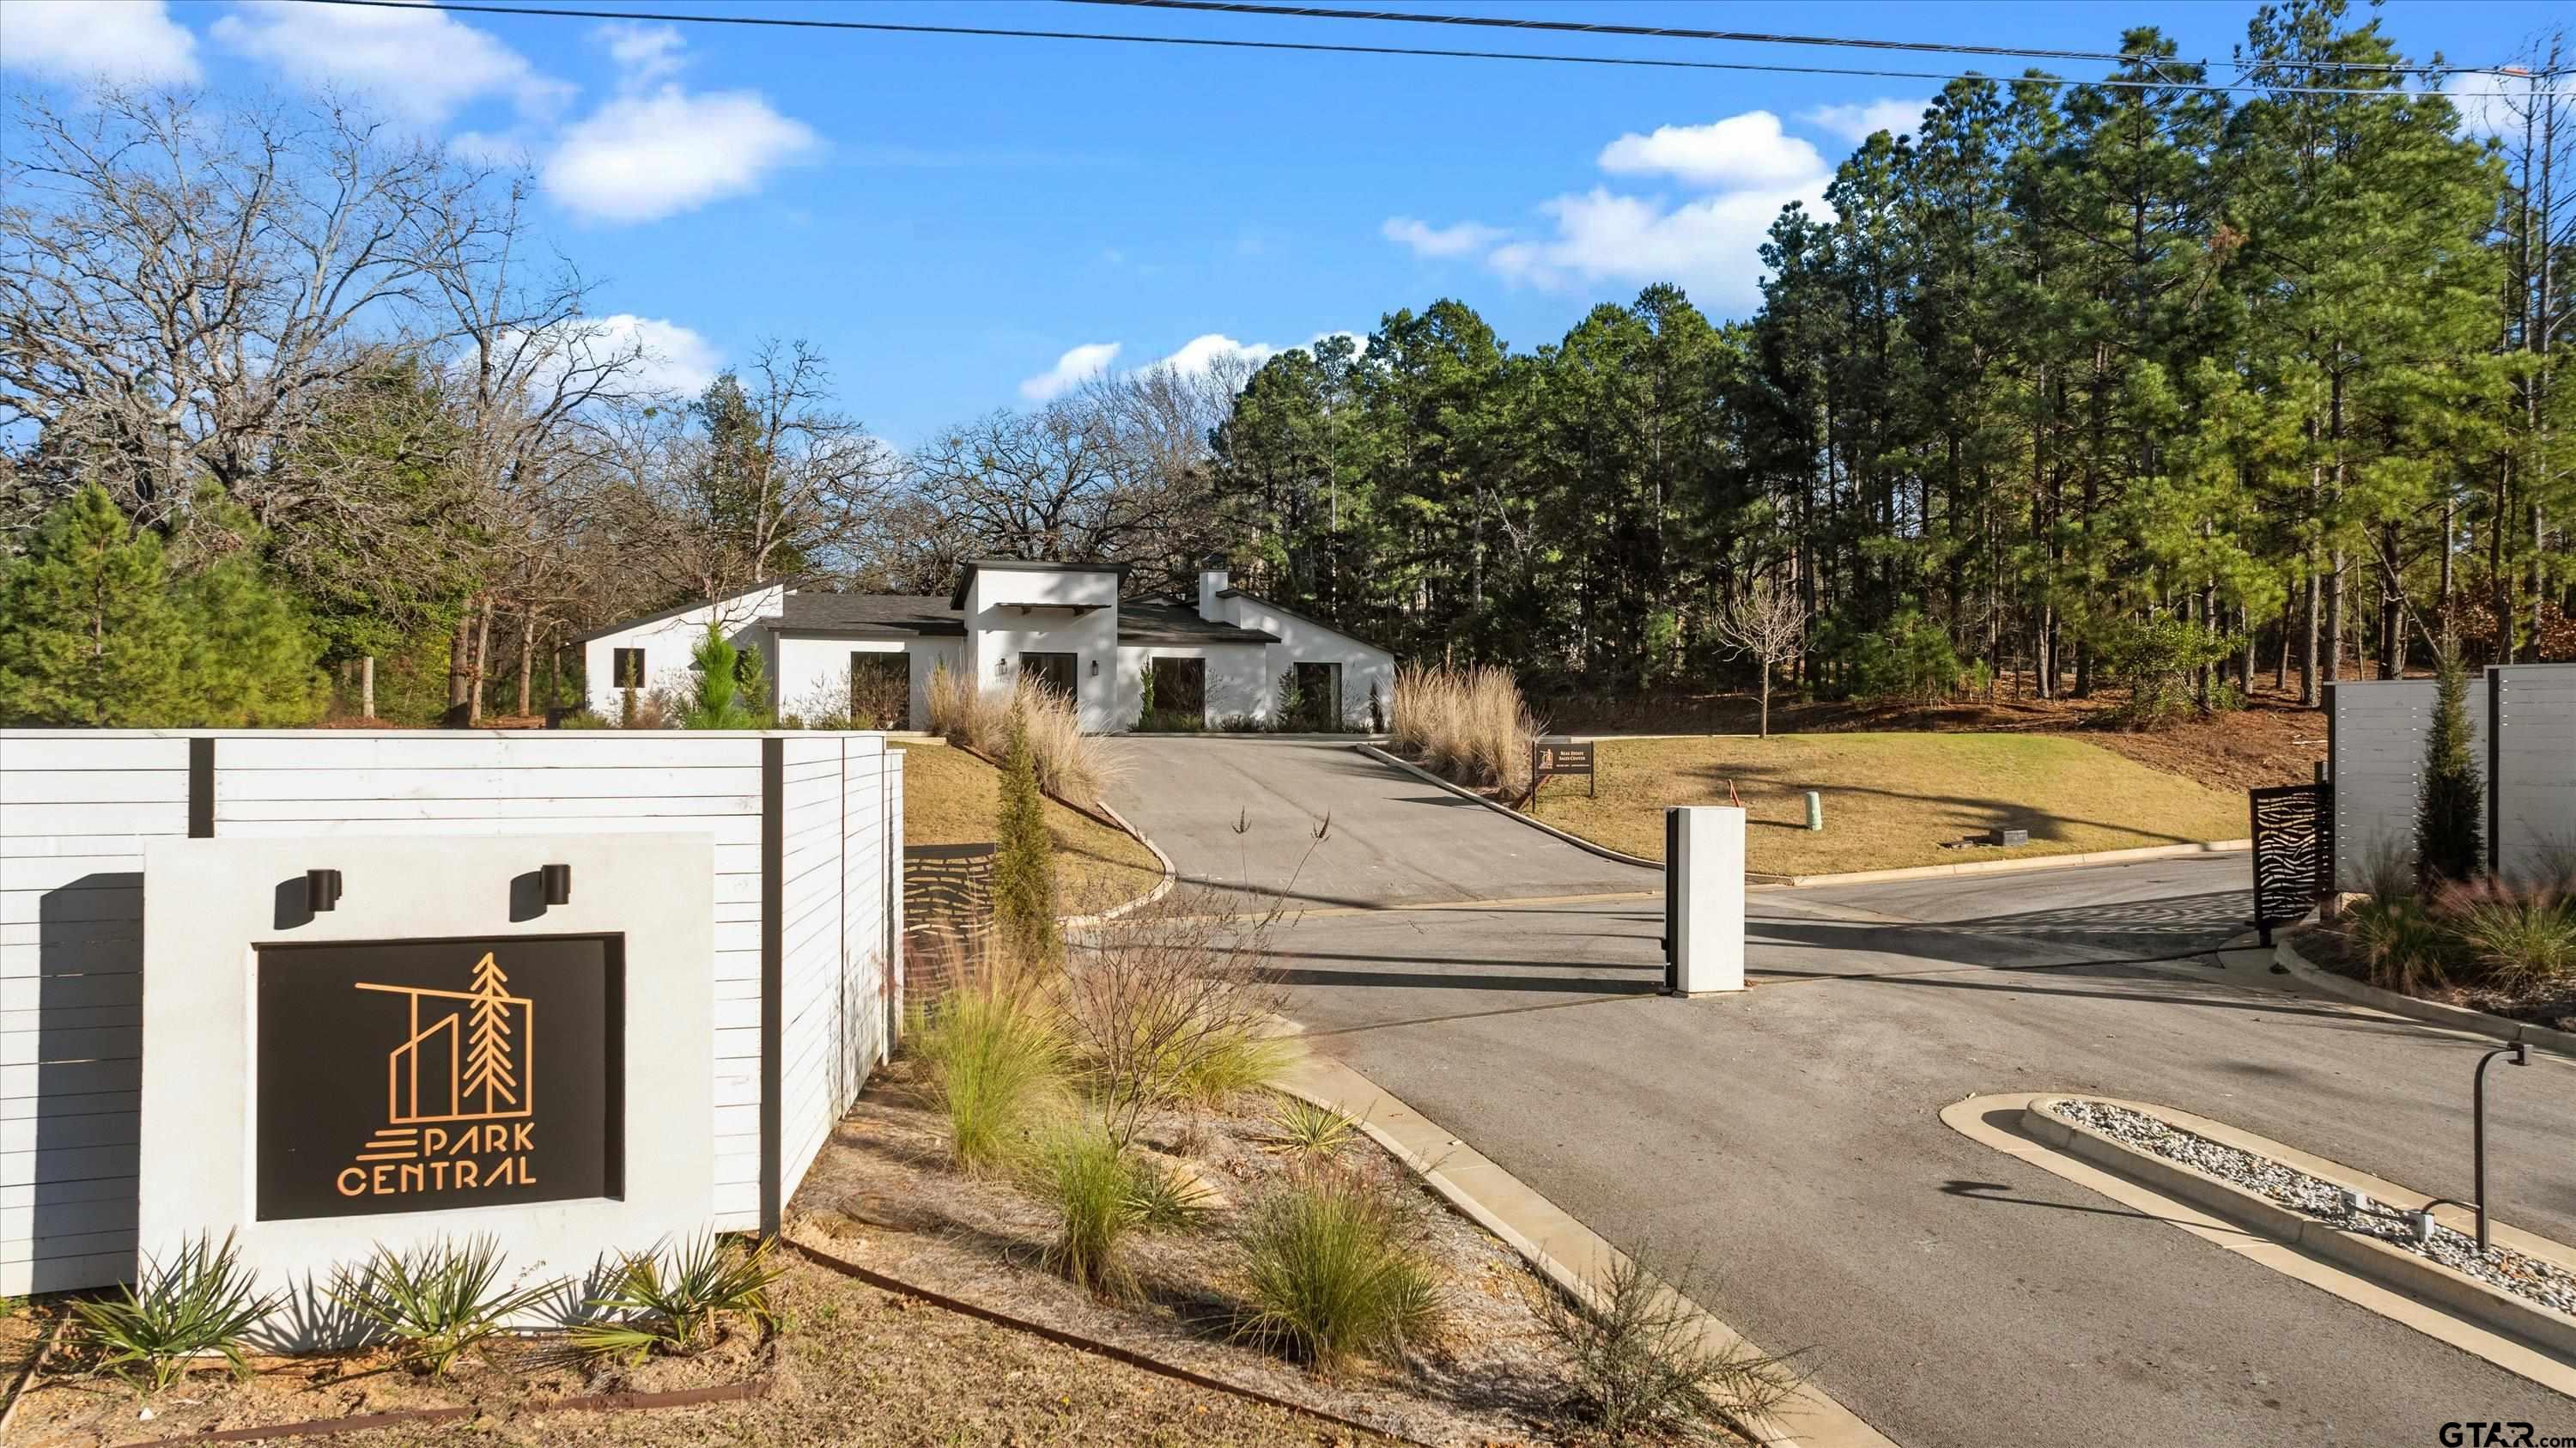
554, 708, 613, 730
2415, 653, 2483, 888
1033, 1126, 1146, 1296
1526, 1251, 1806, 1441
2435, 878, 2576, 989
1058, 894, 1290, 1144
2097, 614, 2236, 730
1260, 1096, 1359, 1161
993, 707, 1063, 963
910, 968, 1068, 1173
682, 626, 760, 729
1389, 662, 1542, 794
1237, 1169, 1444, 1373
1836, 609, 1959, 708
2340, 892, 2457, 995
571, 1233, 780, 1363
331, 1236, 564, 1376
71, 1232, 279, 1393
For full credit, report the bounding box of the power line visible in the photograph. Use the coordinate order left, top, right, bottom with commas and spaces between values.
1065, 0, 2522, 77
283, 0, 2534, 100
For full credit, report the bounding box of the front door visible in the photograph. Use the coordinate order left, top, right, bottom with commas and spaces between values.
1292, 660, 1341, 730
1020, 652, 1078, 705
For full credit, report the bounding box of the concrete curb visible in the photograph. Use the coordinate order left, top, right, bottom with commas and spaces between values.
1350, 744, 1695, 875
1060, 798, 1180, 928
1279, 1055, 1898, 1448
1352, 742, 2248, 889
2020, 1098, 2576, 1365
2272, 935, 2576, 1060
1943, 1093, 2576, 1397
1125, 732, 1394, 743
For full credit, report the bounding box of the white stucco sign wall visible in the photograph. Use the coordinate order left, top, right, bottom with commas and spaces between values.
139, 834, 714, 1335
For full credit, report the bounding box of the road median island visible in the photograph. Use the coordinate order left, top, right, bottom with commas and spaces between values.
1945, 1092, 2576, 1396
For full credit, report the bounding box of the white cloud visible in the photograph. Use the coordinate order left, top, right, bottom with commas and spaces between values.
1020, 343, 1121, 401
1800, 98, 1933, 144
2, 0, 200, 84
1488, 179, 1829, 313
1147, 333, 1279, 377
598, 21, 686, 88
212, 0, 568, 125
2441, 70, 2521, 138
585, 313, 723, 396
1596, 112, 1824, 189
538, 26, 818, 225
543, 87, 818, 223
1382, 216, 1508, 259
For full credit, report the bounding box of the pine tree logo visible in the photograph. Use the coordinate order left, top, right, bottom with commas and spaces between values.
462, 952, 519, 1116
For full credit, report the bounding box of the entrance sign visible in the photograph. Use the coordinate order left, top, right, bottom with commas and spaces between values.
1528, 737, 1596, 799
141, 833, 714, 1345
255, 936, 623, 1220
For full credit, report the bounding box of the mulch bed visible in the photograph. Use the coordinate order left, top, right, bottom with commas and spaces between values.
785, 1063, 1631, 1447
2289, 922, 2576, 1032
0, 1300, 774, 1447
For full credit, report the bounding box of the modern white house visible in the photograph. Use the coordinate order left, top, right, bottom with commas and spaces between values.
574, 560, 1394, 733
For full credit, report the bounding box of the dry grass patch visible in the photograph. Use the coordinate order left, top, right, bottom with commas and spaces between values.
1530, 733, 2243, 876
894, 741, 1162, 916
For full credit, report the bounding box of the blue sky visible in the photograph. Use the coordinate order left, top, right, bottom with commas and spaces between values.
4, 0, 2556, 445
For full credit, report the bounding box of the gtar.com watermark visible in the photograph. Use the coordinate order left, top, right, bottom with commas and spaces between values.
2439, 1425, 2573, 1447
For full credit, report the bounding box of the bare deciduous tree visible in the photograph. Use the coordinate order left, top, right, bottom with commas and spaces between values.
1710, 571, 1808, 738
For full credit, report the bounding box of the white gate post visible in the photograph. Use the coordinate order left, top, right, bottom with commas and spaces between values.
1666, 806, 1746, 995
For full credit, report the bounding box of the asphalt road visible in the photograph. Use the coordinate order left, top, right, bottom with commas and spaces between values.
1115, 739, 2576, 1447
1106, 736, 1657, 910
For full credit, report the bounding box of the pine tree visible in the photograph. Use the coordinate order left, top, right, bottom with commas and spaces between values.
461, 952, 519, 1116
170, 488, 327, 727
683, 625, 757, 729
0, 484, 192, 726
2415, 652, 2484, 887
990, 703, 1060, 962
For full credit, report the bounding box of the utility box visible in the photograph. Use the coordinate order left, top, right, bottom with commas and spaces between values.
1662, 806, 1747, 996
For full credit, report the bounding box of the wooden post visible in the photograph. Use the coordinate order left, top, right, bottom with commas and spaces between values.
360, 655, 374, 721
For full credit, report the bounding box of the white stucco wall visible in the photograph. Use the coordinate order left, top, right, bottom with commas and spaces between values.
1113, 644, 1272, 729
771, 635, 957, 731
963, 568, 1121, 733
580, 585, 784, 717
1204, 593, 1395, 731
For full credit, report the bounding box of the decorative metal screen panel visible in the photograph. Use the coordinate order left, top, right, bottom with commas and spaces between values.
902, 843, 995, 998
2248, 783, 2332, 945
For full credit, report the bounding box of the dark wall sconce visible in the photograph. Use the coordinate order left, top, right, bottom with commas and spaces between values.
541, 864, 572, 905
1089, 658, 1099, 677
306, 868, 343, 913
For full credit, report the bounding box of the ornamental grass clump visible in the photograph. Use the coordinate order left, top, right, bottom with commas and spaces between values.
570, 1232, 780, 1364
909, 964, 1067, 1174
1033, 1125, 1147, 1297
71, 1232, 279, 1393
1526, 1251, 1807, 1442
2436, 877, 2576, 989
1389, 662, 1541, 794
1236, 1168, 1444, 1374
331, 1236, 564, 1376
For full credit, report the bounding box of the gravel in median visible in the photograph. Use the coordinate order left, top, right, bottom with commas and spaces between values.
2047, 1098, 2576, 1320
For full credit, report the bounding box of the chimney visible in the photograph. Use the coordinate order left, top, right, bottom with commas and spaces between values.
1197, 563, 1230, 620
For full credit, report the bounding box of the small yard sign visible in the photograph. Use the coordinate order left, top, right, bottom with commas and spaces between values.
255, 935, 623, 1220
1528, 737, 1596, 799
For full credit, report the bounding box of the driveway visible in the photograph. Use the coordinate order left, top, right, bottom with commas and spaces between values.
1106, 737, 1656, 910
1109, 742, 2576, 1445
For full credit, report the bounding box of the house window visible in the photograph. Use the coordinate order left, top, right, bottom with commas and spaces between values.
611, 648, 646, 690
1020, 652, 1078, 703
850, 653, 909, 729
1147, 657, 1205, 727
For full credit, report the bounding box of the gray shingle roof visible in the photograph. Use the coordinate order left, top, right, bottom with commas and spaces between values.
1116, 599, 1277, 645
772, 593, 963, 637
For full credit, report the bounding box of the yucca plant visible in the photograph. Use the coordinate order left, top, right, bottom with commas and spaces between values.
1126, 1157, 1218, 1235
72, 1232, 279, 1393
1260, 1096, 1359, 1161
331, 1237, 565, 1376
570, 1233, 780, 1364
1237, 1169, 1444, 1373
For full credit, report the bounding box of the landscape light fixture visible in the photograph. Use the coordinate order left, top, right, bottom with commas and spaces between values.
305, 868, 342, 913
2470, 1041, 2529, 1253
541, 863, 572, 906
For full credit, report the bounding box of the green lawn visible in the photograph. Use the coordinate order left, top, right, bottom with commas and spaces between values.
893, 742, 1163, 915
1526, 733, 2244, 877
